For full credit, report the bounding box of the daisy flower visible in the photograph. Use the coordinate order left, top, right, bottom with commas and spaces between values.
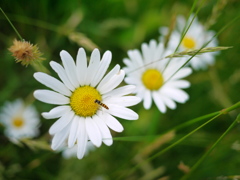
33, 48, 140, 159
0, 99, 40, 142
159, 14, 218, 70
123, 40, 192, 113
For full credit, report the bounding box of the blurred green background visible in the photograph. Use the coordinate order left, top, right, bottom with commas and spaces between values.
1, 0, 240, 179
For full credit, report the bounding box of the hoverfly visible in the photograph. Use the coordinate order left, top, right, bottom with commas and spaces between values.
94, 99, 109, 110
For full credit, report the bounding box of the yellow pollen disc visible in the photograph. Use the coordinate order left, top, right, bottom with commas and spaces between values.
12, 117, 24, 128
182, 36, 196, 49
142, 69, 164, 90
70, 86, 102, 117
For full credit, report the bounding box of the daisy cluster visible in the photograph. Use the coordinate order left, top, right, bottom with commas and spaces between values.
32, 14, 218, 159
0, 13, 218, 160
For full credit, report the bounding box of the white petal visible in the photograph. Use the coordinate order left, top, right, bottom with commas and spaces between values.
102, 85, 136, 98
170, 68, 192, 80
127, 50, 144, 67
141, 43, 152, 64
68, 115, 80, 148
108, 105, 138, 120
123, 58, 133, 68
34, 72, 72, 96
154, 42, 164, 61
159, 26, 169, 36
98, 70, 125, 94
106, 96, 141, 107
85, 49, 100, 85
152, 92, 166, 113
136, 86, 146, 99
162, 88, 189, 103
85, 117, 102, 147
166, 80, 190, 89
42, 106, 71, 119
50, 61, 75, 91
143, 90, 152, 109
77, 118, 88, 159
51, 123, 71, 150
49, 110, 74, 135
102, 113, 123, 132
94, 115, 113, 146
60, 50, 79, 87
90, 51, 112, 87
76, 48, 87, 86
34, 90, 69, 105
97, 64, 120, 90
161, 96, 176, 109
148, 40, 158, 61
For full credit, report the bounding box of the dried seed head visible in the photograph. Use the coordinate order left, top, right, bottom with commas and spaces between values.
8, 39, 45, 66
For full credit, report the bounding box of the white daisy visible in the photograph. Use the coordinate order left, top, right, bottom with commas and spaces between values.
62, 141, 95, 159
123, 40, 192, 113
159, 14, 218, 70
0, 99, 40, 142
33, 48, 140, 159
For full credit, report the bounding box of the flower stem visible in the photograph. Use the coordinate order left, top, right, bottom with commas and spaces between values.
0, 7, 23, 41
180, 113, 240, 180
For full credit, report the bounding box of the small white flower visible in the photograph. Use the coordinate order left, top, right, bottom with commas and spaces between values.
123, 40, 192, 113
0, 99, 40, 142
33, 48, 140, 159
62, 141, 95, 159
160, 14, 218, 70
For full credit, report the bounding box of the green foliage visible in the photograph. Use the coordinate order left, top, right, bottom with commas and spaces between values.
1, 0, 240, 179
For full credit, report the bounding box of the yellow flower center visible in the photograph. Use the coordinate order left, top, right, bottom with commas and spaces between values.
182, 36, 196, 49
70, 86, 102, 117
142, 69, 164, 90
12, 117, 24, 128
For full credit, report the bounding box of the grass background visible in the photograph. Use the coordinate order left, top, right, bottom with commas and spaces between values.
0, 0, 240, 179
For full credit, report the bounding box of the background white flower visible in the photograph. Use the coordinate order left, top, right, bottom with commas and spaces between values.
34, 48, 141, 159
123, 40, 192, 113
159, 14, 219, 70
61, 141, 95, 159
0, 99, 40, 142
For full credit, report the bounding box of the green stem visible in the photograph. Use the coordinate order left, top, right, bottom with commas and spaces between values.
0, 7, 23, 41
173, 111, 219, 132
180, 113, 240, 180
31, 60, 50, 74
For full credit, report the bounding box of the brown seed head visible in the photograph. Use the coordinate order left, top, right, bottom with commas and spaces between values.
8, 39, 45, 66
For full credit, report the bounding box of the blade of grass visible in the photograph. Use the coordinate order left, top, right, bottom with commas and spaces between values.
112, 111, 219, 142
118, 101, 240, 179
0, 7, 23, 40
180, 113, 240, 180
